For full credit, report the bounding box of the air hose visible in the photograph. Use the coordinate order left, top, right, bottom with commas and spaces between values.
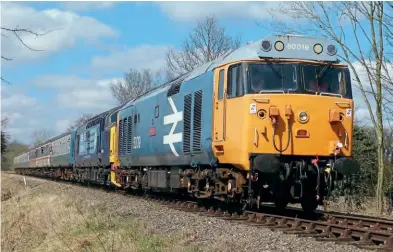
272, 119, 292, 153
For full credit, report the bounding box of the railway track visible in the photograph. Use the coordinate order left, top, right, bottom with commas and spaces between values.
154, 199, 393, 251
13, 173, 393, 251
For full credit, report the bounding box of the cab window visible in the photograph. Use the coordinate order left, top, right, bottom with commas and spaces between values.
111, 112, 117, 123
218, 69, 224, 100
227, 64, 244, 98
247, 63, 297, 93
303, 65, 348, 97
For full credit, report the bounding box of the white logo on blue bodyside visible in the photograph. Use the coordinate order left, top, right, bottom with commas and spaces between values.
163, 97, 183, 156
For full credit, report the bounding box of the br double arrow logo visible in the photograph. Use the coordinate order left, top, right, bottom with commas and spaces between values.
163, 97, 183, 156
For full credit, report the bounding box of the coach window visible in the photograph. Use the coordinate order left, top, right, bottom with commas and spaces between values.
218, 69, 224, 100
227, 64, 244, 98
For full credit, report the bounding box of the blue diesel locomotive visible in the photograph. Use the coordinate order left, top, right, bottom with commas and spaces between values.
14, 34, 360, 212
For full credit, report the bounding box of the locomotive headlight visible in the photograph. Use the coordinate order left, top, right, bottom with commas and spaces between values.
299, 111, 309, 123
274, 41, 284, 51
261, 40, 272, 52
313, 43, 323, 54
327, 44, 337, 56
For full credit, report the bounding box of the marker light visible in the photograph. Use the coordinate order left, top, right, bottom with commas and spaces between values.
261, 40, 272, 52
327, 44, 337, 56
274, 41, 284, 51
299, 111, 309, 123
313, 43, 323, 54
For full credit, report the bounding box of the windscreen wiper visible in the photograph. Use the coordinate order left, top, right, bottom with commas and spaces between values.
315, 61, 333, 80
265, 58, 283, 79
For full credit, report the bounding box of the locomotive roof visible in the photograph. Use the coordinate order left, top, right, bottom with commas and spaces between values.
74, 105, 123, 132
185, 34, 340, 82
123, 34, 340, 107
25, 106, 122, 152
29, 131, 71, 151
13, 35, 341, 160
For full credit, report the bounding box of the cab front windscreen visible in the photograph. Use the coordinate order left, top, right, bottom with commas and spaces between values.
302, 64, 350, 98
246, 62, 352, 99
247, 63, 297, 94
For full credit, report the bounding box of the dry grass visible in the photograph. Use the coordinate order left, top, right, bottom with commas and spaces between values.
288, 197, 393, 218
323, 197, 393, 218
1, 173, 200, 252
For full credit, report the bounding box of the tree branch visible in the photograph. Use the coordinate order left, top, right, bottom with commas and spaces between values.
1, 26, 59, 83
165, 15, 241, 77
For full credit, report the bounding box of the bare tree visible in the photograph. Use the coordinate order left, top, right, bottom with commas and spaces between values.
266, 1, 392, 212
31, 129, 54, 147
110, 68, 164, 105
165, 15, 241, 78
1, 26, 57, 84
66, 114, 93, 132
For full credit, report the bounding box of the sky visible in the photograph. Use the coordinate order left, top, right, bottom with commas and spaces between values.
0, 1, 381, 144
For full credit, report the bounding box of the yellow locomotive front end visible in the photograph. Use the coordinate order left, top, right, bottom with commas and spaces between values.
211, 35, 360, 212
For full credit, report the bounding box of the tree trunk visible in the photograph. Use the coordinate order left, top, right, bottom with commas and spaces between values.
376, 131, 385, 213
373, 1, 385, 214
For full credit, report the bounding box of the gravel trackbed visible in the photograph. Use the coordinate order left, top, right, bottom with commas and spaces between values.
1, 173, 369, 252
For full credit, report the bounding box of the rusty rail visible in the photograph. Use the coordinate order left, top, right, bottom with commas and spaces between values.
159, 199, 393, 251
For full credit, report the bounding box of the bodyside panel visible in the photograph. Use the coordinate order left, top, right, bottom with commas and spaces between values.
70, 129, 77, 165
118, 71, 215, 167
50, 133, 72, 167
102, 129, 110, 166
74, 120, 108, 167
13, 152, 29, 169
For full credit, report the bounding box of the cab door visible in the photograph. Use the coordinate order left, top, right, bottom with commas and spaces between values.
212, 63, 248, 168
109, 125, 117, 164
213, 67, 226, 143
109, 112, 121, 187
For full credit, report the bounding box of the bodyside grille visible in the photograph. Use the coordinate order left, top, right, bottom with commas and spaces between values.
123, 118, 128, 154
127, 116, 133, 153
119, 119, 124, 155
183, 94, 192, 153
192, 90, 203, 152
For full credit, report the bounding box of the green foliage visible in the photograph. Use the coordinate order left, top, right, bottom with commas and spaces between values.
329, 125, 378, 205
1, 128, 11, 168
352, 126, 378, 196
1, 130, 7, 155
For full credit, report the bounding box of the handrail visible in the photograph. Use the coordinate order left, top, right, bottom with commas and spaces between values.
252, 98, 270, 103
258, 90, 285, 94
319, 92, 343, 98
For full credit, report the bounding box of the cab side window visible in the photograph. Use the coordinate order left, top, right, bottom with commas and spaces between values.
227, 64, 244, 98
110, 112, 117, 123
218, 69, 224, 100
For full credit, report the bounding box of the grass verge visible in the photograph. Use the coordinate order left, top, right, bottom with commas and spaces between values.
1, 174, 200, 252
